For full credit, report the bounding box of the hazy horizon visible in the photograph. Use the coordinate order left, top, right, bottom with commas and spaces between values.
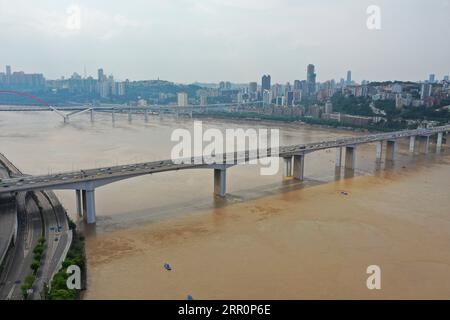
0, 0, 449, 83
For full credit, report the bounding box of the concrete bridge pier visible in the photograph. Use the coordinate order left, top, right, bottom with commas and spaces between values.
81, 188, 97, 224
386, 140, 398, 161
437, 132, 443, 152
82, 190, 87, 217
293, 154, 305, 180
283, 156, 293, 177
376, 141, 383, 161
128, 109, 132, 122
90, 109, 94, 122
409, 136, 416, 153
419, 136, 430, 154
144, 109, 149, 122
345, 145, 357, 170
335, 147, 342, 167
75, 189, 82, 217
112, 109, 116, 122
214, 167, 227, 197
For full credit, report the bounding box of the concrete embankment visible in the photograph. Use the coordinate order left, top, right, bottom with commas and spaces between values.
0, 155, 18, 269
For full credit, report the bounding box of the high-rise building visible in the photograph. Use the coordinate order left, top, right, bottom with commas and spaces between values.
420, 82, 432, 100
116, 82, 126, 96
346, 70, 352, 85
286, 91, 294, 106
271, 83, 281, 98
261, 74, 271, 92
177, 92, 188, 107
248, 82, 257, 93
429, 74, 435, 83
99, 81, 110, 98
249, 82, 258, 100
237, 91, 244, 104
306, 64, 316, 96
5, 65, 11, 84
293, 90, 302, 104
262, 89, 272, 106
293, 80, 302, 104
444, 75, 449, 82
98, 68, 105, 82
276, 96, 284, 106
284, 82, 292, 99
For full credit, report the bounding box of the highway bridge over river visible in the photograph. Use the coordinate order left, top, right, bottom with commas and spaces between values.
0, 125, 448, 224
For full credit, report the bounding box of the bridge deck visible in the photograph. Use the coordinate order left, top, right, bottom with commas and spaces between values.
0, 125, 448, 194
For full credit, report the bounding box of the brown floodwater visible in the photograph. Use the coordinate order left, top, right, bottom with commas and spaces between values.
1, 110, 450, 299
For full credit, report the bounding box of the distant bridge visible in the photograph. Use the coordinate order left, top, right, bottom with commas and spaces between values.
0, 101, 263, 123
0, 125, 448, 224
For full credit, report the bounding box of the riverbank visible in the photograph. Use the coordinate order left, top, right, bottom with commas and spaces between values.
195, 111, 411, 132
0, 104, 409, 133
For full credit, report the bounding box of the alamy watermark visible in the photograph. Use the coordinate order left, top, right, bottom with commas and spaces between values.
66, 265, 82, 290
366, 5, 381, 30
170, 121, 280, 175
366, 265, 381, 290
66, 5, 82, 31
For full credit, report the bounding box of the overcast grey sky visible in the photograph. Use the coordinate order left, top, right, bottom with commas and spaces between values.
0, 0, 449, 83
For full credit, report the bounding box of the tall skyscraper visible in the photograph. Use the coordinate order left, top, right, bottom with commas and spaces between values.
444, 75, 449, 82
346, 70, 352, 85
306, 64, 316, 96
98, 68, 105, 82
261, 74, 271, 92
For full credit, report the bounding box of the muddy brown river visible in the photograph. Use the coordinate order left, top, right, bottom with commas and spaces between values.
1, 110, 449, 299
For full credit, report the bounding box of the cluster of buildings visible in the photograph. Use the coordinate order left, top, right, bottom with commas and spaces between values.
191, 66, 449, 126
0, 65, 45, 90
2, 64, 449, 127
342, 76, 450, 110
190, 64, 355, 108
46, 68, 126, 99
0, 65, 127, 99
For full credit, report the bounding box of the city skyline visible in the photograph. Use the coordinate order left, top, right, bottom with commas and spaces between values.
0, 0, 449, 83
1, 63, 449, 86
